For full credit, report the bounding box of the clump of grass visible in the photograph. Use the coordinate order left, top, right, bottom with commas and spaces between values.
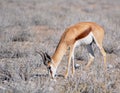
0, 46, 29, 59
0, 66, 12, 82
11, 30, 32, 42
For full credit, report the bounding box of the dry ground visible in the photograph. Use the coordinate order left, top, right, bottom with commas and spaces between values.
0, 0, 120, 93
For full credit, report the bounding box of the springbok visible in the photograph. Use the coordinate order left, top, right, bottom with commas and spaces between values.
38, 22, 106, 78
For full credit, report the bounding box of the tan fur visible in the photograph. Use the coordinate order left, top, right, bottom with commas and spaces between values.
49, 22, 106, 78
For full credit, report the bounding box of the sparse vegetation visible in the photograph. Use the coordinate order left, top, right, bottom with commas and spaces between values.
0, 0, 120, 93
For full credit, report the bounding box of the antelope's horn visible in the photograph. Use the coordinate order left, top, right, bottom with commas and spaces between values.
36, 51, 46, 62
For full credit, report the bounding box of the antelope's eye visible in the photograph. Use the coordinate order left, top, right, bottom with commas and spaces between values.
48, 66, 53, 74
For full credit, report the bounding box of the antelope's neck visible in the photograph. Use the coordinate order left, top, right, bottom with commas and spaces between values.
52, 42, 67, 67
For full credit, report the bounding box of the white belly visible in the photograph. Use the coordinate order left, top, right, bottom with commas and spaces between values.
74, 32, 93, 47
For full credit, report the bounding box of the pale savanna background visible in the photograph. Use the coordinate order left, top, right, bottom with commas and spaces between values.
0, 0, 120, 93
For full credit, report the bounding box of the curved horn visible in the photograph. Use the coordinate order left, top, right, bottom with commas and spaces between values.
36, 51, 52, 66
36, 51, 46, 62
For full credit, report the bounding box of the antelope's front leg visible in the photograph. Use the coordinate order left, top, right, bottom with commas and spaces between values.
71, 54, 75, 77
64, 46, 74, 78
64, 60, 70, 79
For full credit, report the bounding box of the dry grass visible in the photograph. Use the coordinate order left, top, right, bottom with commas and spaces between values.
0, 0, 120, 93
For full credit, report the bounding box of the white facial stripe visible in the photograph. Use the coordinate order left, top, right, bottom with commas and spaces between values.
50, 64, 57, 78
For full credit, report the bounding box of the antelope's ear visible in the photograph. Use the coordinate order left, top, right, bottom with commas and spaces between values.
45, 52, 51, 62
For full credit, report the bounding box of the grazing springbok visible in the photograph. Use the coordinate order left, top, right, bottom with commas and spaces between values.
38, 22, 106, 79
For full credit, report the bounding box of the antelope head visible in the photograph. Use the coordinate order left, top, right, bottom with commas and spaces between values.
37, 51, 56, 78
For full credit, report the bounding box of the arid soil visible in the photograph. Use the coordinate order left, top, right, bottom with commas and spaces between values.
0, 0, 120, 93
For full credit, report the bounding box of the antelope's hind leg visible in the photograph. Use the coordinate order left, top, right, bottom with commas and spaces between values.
98, 46, 107, 70
95, 39, 107, 70
85, 43, 95, 69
